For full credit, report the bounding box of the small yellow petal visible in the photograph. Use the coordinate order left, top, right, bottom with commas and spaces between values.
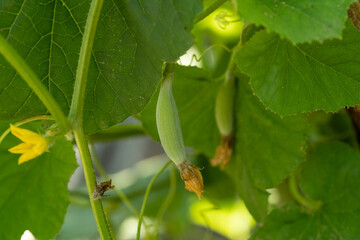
9, 143, 33, 154
9, 125, 49, 164
10, 124, 44, 144
18, 152, 40, 165
32, 140, 48, 154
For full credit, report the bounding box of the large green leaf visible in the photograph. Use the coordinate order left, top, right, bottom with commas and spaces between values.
228, 73, 307, 221
251, 142, 360, 239
235, 21, 360, 116
140, 65, 221, 157
0, 123, 77, 239
0, 0, 201, 133
236, 0, 353, 43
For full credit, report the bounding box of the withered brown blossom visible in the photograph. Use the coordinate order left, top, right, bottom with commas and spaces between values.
210, 135, 234, 170
178, 161, 204, 200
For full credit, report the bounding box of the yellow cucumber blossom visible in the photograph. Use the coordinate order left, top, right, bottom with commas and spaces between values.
8, 125, 49, 164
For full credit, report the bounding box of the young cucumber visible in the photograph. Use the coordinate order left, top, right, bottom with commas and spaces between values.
156, 63, 203, 199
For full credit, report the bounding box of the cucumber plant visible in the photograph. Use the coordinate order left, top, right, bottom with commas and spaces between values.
1, 0, 360, 239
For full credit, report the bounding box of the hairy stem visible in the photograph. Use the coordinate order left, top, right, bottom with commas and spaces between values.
67, 0, 113, 238
0, 36, 69, 133
67, 0, 104, 123
73, 128, 114, 239
136, 161, 172, 240
194, 0, 227, 24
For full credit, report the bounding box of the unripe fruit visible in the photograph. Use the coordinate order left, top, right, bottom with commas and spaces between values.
156, 63, 203, 199
211, 68, 235, 170
156, 64, 186, 165
215, 70, 235, 136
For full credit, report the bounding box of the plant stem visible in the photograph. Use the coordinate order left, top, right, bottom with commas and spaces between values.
89, 125, 145, 142
194, 0, 227, 24
67, 0, 104, 124
67, 0, 112, 238
0, 36, 69, 133
73, 128, 113, 240
136, 161, 172, 240
288, 174, 322, 211
155, 164, 177, 237
90, 143, 140, 218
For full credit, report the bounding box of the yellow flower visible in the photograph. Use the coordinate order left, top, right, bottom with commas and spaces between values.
8, 125, 48, 164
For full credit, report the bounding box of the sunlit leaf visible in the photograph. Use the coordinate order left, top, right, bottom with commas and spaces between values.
236, 0, 353, 43
235, 21, 360, 116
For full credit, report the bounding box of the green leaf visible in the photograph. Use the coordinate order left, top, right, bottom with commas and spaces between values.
227, 161, 268, 222
236, 0, 353, 43
228, 73, 307, 221
251, 142, 360, 239
0, 0, 201, 133
235, 21, 360, 116
141, 65, 221, 157
0, 123, 77, 239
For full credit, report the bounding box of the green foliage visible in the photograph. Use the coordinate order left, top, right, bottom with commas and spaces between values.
0, 0, 201, 133
251, 142, 360, 239
0, 123, 77, 239
234, 73, 307, 189
235, 21, 360, 116
236, 22, 360, 116
236, 0, 353, 43
226, 73, 307, 221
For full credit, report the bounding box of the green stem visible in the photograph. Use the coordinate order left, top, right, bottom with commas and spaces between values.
67, 0, 104, 123
155, 164, 177, 237
89, 125, 145, 142
194, 0, 227, 24
136, 161, 172, 240
90, 143, 140, 218
0, 36, 69, 133
289, 174, 322, 211
73, 128, 113, 240
68, 0, 112, 238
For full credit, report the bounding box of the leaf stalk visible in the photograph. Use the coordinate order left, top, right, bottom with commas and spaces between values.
73, 128, 114, 239
67, 0, 114, 238
194, 0, 228, 24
